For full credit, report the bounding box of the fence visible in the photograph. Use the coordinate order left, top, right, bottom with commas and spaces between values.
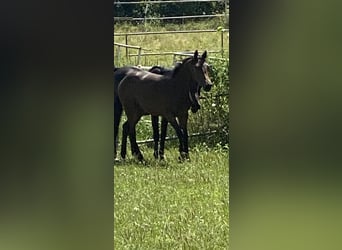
114, 42, 154, 65
137, 130, 219, 145
114, 0, 225, 4
114, 29, 229, 66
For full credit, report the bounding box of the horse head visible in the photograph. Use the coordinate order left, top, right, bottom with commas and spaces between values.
189, 50, 213, 92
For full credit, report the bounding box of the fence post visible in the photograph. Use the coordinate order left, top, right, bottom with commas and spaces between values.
137, 47, 142, 65
125, 34, 128, 59
224, 0, 229, 26
117, 46, 121, 65
221, 30, 224, 57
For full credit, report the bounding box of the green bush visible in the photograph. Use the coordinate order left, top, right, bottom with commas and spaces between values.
114, 1, 227, 20
188, 58, 229, 146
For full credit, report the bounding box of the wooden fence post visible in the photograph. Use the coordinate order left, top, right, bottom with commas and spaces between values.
125, 34, 128, 59
221, 30, 224, 57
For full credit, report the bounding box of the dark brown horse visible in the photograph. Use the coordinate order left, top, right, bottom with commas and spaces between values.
148, 65, 211, 160
114, 65, 202, 161
118, 50, 212, 161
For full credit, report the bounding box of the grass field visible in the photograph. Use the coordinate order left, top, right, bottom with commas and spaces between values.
114, 144, 229, 249
114, 20, 229, 67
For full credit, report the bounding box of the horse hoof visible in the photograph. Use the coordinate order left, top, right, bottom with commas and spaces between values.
153, 151, 158, 159
191, 107, 198, 113
133, 153, 144, 162
159, 154, 165, 161
114, 157, 121, 163
180, 152, 190, 161
191, 104, 201, 113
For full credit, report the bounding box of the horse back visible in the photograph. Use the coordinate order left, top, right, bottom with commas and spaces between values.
114, 66, 143, 95
118, 71, 177, 116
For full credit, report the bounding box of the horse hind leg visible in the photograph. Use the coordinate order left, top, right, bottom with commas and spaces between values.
128, 121, 144, 162
120, 121, 129, 160
151, 115, 159, 159
122, 101, 144, 162
165, 116, 185, 161
159, 117, 168, 160
114, 97, 123, 161
178, 113, 190, 160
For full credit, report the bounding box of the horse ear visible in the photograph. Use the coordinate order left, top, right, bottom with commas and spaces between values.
202, 51, 207, 60
194, 50, 198, 60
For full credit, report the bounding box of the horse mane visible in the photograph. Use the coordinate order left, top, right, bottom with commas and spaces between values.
149, 66, 164, 74
172, 57, 193, 77
149, 65, 175, 78
149, 65, 162, 71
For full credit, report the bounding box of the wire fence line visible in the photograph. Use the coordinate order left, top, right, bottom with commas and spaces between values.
114, 29, 228, 36
114, 0, 224, 4
136, 130, 219, 145
114, 29, 228, 66
114, 14, 225, 21
114, 46, 228, 66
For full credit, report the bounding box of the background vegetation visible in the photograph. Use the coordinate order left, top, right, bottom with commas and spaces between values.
114, 1, 227, 22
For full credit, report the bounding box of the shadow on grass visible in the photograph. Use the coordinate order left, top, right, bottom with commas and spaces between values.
114, 157, 179, 169
114, 133, 228, 168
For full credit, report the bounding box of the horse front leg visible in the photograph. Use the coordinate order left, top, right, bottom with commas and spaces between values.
151, 115, 159, 159
166, 116, 185, 161
178, 112, 190, 160
128, 122, 144, 162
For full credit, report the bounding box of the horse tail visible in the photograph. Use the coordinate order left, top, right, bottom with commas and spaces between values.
114, 93, 123, 137
114, 68, 127, 158
114, 93, 123, 159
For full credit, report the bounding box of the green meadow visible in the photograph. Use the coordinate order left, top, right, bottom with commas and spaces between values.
114, 145, 229, 249
114, 20, 229, 67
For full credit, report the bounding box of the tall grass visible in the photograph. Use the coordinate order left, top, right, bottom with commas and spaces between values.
114, 20, 229, 67
114, 145, 229, 249
114, 18, 227, 32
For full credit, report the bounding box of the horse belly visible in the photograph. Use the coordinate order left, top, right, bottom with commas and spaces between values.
119, 77, 171, 116
136, 94, 168, 116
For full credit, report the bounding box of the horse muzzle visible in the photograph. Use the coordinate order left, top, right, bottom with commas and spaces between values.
203, 81, 213, 92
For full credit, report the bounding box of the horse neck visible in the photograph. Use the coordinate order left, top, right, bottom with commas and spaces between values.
172, 64, 194, 92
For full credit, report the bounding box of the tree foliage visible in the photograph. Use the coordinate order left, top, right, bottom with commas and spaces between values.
114, 1, 226, 20
189, 58, 229, 146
